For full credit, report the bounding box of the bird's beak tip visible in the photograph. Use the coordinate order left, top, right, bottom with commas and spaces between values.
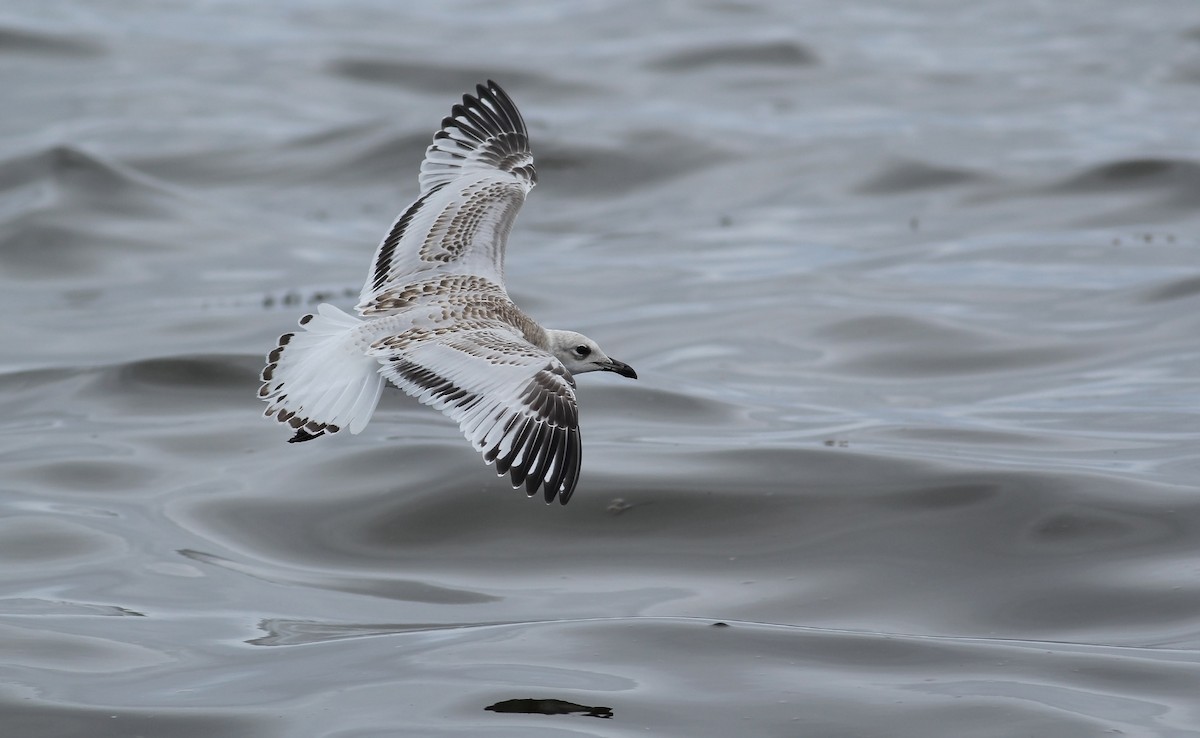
608, 360, 637, 380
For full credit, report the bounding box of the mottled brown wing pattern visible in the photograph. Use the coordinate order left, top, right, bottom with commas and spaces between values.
357, 81, 536, 314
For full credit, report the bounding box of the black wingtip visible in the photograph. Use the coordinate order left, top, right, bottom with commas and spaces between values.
475, 80, 526, 136
288, 428, 324, 443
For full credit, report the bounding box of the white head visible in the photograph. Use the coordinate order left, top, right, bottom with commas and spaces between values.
546, 329, 637, 378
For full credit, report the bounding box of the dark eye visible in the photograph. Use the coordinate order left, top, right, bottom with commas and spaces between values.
574, 345, 591, 358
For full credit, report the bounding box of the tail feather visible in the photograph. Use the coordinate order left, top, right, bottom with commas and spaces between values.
259, 303, 384, 441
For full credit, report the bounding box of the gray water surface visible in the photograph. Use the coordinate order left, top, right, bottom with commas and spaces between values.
3, 2, 1200, 736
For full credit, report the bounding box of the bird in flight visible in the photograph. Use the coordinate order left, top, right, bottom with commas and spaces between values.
259, 80, 637, 504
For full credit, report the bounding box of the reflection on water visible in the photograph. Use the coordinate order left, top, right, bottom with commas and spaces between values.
2, 0, 1200, 736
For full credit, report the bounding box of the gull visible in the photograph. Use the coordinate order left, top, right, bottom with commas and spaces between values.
259, 80, 637, 504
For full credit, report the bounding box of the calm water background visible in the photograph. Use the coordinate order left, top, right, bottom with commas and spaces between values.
2, 1, 1200, 735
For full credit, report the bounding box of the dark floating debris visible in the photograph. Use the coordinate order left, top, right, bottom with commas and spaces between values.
710, 621, 730, 628
485, 698, 613, 719
260, 287, 359, 311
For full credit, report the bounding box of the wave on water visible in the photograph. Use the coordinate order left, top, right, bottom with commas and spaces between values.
0, 25, 102, 57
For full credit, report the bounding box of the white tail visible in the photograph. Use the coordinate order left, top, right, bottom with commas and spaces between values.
259, 303, 385, 442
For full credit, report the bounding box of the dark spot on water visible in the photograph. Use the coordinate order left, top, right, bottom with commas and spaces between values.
485, 698, 613, 719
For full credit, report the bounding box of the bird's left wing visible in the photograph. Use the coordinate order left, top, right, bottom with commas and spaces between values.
357, 80, 536, 315
371, 325, 581, 504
